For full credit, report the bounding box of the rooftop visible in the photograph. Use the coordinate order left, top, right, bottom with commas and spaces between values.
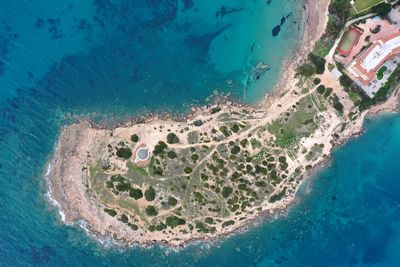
349, 30, 400, 85
360, 33, 400, 72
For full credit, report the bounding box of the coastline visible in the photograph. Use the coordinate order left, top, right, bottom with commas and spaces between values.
44, 0, 335, 249
44, 0, 400, 249
268, 0, 330, 100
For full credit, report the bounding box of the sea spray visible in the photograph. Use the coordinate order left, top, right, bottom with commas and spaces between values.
44, 159, 67, 223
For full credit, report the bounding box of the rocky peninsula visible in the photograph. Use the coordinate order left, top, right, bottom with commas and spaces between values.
46, 0, 400, 247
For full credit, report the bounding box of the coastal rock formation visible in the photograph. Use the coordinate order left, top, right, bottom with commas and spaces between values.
47, 76, 391, 246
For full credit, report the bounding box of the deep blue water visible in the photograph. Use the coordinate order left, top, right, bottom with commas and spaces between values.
0, 1, 399, 266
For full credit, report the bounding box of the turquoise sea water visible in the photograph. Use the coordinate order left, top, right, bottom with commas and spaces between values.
0, 1, 400, 266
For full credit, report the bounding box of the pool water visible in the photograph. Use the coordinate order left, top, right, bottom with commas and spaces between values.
137, 148, 150, 161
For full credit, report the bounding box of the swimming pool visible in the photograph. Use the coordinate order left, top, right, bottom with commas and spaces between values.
136, 148, 150, 161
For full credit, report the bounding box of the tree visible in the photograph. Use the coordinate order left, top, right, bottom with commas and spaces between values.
153, 141, 168, 155
166, 133, 180, 144
313, 78, 321, 85
184, 167, 193, 174
168, 196, 178, 206
115, 182, 131, 192
116, 147, 132, 159
221, 186, 233, 198
339, 74, 353, 88
145, 186, 156, 201
165, 216, 186, 228
193, 120, 203, 126
316, 85, 326, 94
119, 214, 129, 223
309, 54, 326, 74
296, 63, 315, 77
371, 3, 392, 17
130, 134, 139, 142
129, 188, 143, 200
167, 151, 177, 159
145, 206, 158, 216
104, 208, 117, 217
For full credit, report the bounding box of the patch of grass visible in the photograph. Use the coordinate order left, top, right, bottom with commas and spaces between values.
377, 66, 387, 80
268, 95, 320, 147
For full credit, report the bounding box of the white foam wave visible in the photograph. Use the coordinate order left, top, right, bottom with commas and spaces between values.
43, 159, 67, 223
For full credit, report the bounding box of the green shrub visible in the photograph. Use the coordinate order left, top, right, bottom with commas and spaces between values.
210, 107, 221, 114
309, 54, 326, 74
184, 167, 193, 174
316, 85, 326, 94
191, 154, 199, 162
145, 206, 158, 216
324, 88, 333, 98
371, 3, 392, 17
193, 120, 203, 126
165, 216, 186, 228
240, 139, 248, 147
104, 208, 117, 217
269, 187, 287, 203
339, 74, 353, 88
153, 141, 168, 155
359, 66, 400, 111
221, 186, 233, 198
296, 63, 315, 77
110, 175, 124, 182
231, 145, 241, 155
115, 182, 131, 192
167, 151, 177, 159
129, 188, 143, 199
222, 220, 235, 228
155, 223, 167, 231
120, 214, 129, 223
130, 134, 139, 142
152, 166, 163, 176
231, 124, 240, 133
332, 96, 344, 113
219, 126, 230, 137
168, 196, 178, 206
106, 180, 114, 188
167, 133, 180, 144
116, 147, 132, 159
145, 186, 156, 201
205, 217, 214, 224
313, 78, 321, 85
128, 223, 138, 230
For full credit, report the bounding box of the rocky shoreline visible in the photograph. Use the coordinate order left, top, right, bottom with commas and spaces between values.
44, 0, 400, 249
